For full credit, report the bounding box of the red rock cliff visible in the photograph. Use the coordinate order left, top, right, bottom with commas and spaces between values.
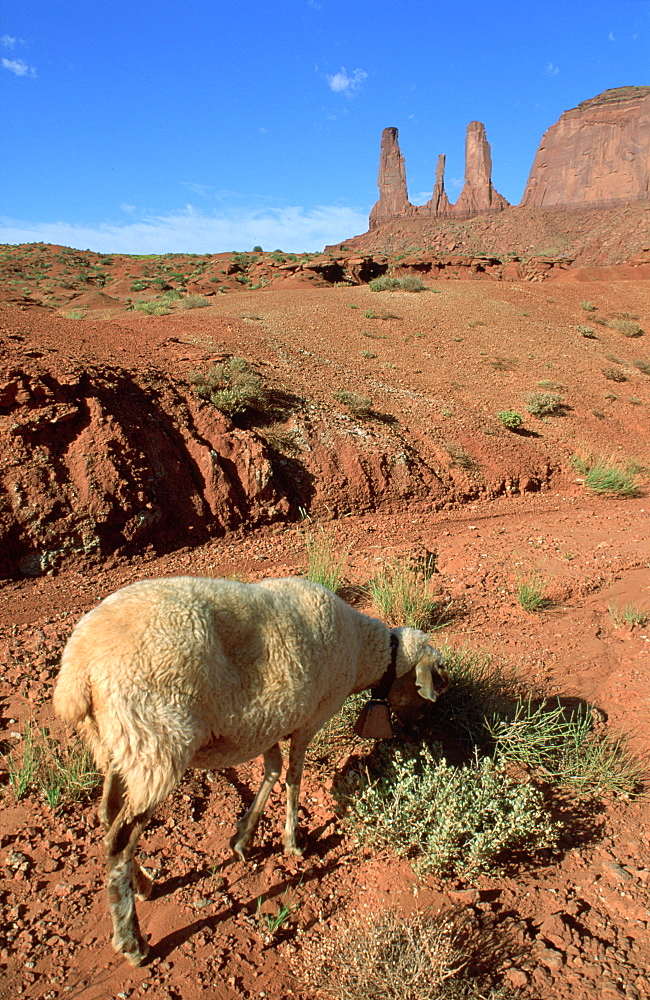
521, 86, 650, 208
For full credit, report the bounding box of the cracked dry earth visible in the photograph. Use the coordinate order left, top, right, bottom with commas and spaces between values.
1, 274, 650, 1000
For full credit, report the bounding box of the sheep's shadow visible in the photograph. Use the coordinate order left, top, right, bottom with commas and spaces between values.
149, 858, 344, 962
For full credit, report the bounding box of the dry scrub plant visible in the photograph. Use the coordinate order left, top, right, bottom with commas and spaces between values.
190, 357, 269, 417
304, 526, 349, 592
367, 553, 450, 631
369, 275, 426, 292
333, 645, 640, 880
297, 908, 509, 1000
6, 723, 100, 809
333, 389, 373, 419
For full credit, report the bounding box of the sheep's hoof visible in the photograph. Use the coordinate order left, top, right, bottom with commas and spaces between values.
125, 944, 150, 967
113, 935, 150, 966
229, 833, 249, 862
282, 837, 303, 857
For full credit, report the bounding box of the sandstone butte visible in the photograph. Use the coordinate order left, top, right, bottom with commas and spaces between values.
369, 86, 650, 228
521, 85, 650, 208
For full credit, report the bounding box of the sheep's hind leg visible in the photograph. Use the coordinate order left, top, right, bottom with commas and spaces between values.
105, 805, 153, 966
99, 766, 153, 901
230, 743, 282, 861
283, 734, 311, 856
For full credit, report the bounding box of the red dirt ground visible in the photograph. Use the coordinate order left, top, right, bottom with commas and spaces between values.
1, 244, 650, 1000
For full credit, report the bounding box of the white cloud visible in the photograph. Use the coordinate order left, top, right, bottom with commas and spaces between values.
608, 31, 615, 42
1, 35, 16, 48
2, 57, 36, 77
326, 67, 368, 96
0, 203, 369, 255
545, 62, 560, 77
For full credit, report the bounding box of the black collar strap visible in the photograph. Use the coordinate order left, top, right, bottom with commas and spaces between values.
371, 632, 399, 702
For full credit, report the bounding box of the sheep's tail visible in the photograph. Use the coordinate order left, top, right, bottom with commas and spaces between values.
52, 652, 92, 727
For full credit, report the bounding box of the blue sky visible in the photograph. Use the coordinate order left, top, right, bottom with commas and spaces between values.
1, 0, 648, 253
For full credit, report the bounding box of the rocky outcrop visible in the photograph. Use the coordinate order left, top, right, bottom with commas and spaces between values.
369, 127, 410, 228
454, 122, 510, 214
521, 86, 650, 208
369, 123, 508, 228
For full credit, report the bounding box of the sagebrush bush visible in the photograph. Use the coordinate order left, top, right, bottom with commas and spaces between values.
190, 357, 269, 417
333, 389, 373, 418
304, 527, 348, 592
584, 460, 639, 497
368, 275, 425, 292
525, 392, 566, 417
496, 410, 523, 430
337, 742, 557, 878
580, 300, 596, 312
367, 554, 448, 631
614, 319, 643, 338
7, 723, 100, 808
602, 367, 627, 383
178, 294, 210, 310
299, 908, 500, 1000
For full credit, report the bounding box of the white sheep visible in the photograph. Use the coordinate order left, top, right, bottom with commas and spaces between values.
53, 574, 448, 966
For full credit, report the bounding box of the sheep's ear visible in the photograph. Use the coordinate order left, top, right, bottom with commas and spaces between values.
415, 659, 439, 702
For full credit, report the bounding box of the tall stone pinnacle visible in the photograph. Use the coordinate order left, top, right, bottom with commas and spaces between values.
454, 121, 509, 214
426, 153, 451, 214
369, 127, 410, 228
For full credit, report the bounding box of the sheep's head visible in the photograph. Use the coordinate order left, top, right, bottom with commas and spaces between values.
387, 631, 449, 734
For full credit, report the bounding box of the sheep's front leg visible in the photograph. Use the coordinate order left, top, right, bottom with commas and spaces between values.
230, 743, 283, 861
105, 806, 152, 966
283, 734, 311, 857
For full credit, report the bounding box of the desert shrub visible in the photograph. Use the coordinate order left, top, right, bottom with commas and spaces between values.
577, 325, 597, 338
516, 573, 552, 612
496, 410, 523, 430
399, 274, 426, 292
299, 907, 506, 1000
614, 319, 643, 338
525, 392, 566, 417
368, 275, 425, 292
190, 357, 268, 417
632, 359, 650, 375
6, 723, 100, 808
304, 526, 348, 592
178, 294, 210, 309
584, 460, 639, 497
337, 742, 557, 878
132, 300, 171, 316
333, 389, 373, 418
580, 300, 596, 312
369, 275, 402, 292
445, 444, 478, 470
602, 367, 627, 382
609, 601, 649, 627
367, 554, 449, 631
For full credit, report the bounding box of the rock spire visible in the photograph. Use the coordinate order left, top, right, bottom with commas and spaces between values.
369, 122, 508, 229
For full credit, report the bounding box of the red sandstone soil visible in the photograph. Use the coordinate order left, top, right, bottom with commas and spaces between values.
1, 255, 650, 1000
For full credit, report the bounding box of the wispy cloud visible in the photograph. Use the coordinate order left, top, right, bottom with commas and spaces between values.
1, 34, 17, 48
545, 62, 560, 77
0, 203, 369, 255
326, 67, 368, 96
2, 57, 37, 78
608, 31, 615, 42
